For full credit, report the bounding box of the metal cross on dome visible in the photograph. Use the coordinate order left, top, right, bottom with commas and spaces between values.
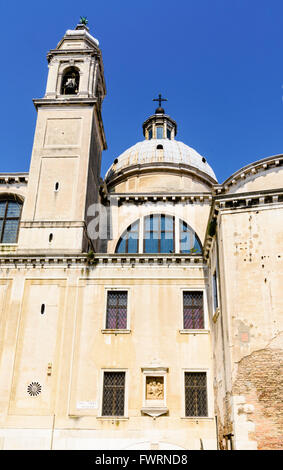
153, 93, 167, 108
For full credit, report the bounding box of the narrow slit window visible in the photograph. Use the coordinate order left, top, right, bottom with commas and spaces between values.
156, 126, 163, 139
49, 233, 53, 242
41, 304, 45, 315
213, 270, 219, 311
54, 182, 59, 191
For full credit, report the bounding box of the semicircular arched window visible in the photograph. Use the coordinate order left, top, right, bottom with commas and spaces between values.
116, 220, 140, 254
61, 67, 80, 95
144, 214, 174, 253
0, 198, 23, 244
115, 214, 202, 255
179, 220, 202, 254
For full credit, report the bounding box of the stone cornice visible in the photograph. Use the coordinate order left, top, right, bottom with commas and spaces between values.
0, 253, 205, 268
213, 155, 283, 195
33, 98, 97, 108
0, 173, 28, 184
108, 192, 213, 204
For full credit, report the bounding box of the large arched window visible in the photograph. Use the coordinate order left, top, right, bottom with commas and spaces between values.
144, 214, 174, 253
116, 220, 140, 254
115, 215, 202, 255
0, 198, 22, 244
179, 220, 202, 254
61, 67, 80, 95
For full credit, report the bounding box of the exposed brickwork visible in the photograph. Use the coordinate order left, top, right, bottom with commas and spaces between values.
233, 347, 283, 450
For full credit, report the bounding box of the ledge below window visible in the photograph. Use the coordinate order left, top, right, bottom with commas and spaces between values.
96, 416, 129, 421
141, 407, 169, 418
101, 329, 131, 334
180, 416, 214, 421
179, 329, 210, 335
0, 243, 18, 252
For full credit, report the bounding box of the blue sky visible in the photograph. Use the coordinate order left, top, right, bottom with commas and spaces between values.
1, 0, 283, 183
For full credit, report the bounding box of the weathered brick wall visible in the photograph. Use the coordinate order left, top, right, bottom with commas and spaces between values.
233, 344, 283, 449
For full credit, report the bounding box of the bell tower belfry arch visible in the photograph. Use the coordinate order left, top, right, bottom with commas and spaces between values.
18, 21, 107, 253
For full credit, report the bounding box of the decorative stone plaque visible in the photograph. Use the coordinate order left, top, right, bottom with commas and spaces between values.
146, 377, 164, 400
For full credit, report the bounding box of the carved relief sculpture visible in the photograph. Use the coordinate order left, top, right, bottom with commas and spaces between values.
146, 377, 164, 400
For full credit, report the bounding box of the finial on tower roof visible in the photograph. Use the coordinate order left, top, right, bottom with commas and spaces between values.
80, 16, 88, 26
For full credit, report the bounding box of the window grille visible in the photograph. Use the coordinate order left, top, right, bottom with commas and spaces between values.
184, 372, 208, 417
106, 291, 128, 329
102, 371, 125, 416
0, 200, 22, 244
183, 291, 204, 329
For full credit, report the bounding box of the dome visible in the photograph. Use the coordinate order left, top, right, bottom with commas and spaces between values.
105, 138, 217, 182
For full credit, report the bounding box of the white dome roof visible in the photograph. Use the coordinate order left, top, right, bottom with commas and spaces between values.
105, 139, 217, 181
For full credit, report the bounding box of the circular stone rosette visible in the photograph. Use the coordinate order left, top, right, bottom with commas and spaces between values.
27, 382, 42, 397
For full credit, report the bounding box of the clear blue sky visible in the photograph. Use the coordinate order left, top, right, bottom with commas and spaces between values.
1, 0, 283, 183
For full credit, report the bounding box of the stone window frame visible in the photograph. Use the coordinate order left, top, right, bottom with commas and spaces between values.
141, 366, 169, 417
97, 368, 129, 420
181, 368, 213, 420
101, 287, 131, 334
179, 287, 209, 334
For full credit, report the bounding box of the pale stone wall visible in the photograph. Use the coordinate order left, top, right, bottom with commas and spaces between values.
109, 172, 213, 194
212, 203, 283, 450
17, 106, 102, 253
0, 262, 217, 450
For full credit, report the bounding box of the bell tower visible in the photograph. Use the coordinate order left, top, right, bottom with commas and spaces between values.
18, 20, 107, 253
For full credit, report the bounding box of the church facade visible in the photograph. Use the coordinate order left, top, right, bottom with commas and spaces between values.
0, 23, 282, 450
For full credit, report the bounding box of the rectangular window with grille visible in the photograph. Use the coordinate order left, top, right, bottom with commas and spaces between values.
102, 371, 126, 416
183, 291, 204, 329
106, 291, 128, 329
184, 372, 208, 417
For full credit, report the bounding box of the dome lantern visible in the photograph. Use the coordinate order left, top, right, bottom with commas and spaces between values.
142, 94, 177, 140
